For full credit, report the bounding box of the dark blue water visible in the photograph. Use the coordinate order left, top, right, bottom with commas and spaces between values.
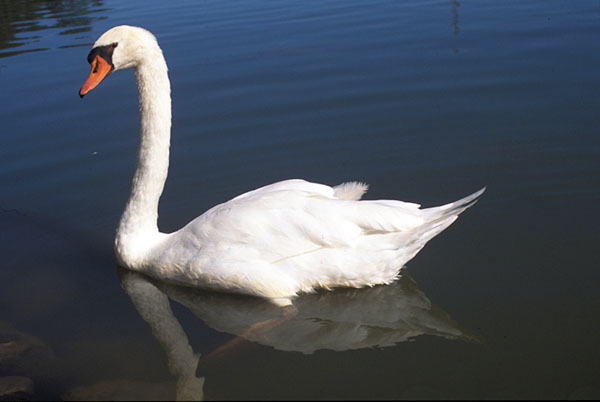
1, 0, 599, 399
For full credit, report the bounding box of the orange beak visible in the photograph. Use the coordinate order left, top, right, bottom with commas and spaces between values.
79, 55, 113, 98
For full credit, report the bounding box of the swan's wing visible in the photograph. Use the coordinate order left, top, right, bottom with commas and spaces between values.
151, 181, 483, 299
229, 179, 336, 201
231, 179, 369, 201
182, 179, 424, 256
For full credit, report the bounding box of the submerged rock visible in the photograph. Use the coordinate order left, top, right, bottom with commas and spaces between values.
0, 321, 62, 400
62, 379, 175, 401
0, 376, 34, 401
0, 322, 56, 379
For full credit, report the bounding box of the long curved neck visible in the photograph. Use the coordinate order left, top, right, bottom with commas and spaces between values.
116, 48, 171, 264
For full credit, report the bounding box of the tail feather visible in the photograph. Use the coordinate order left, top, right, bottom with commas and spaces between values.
421, 187, 486, 224
394, 187, 486, 265
333, 181, 369, 201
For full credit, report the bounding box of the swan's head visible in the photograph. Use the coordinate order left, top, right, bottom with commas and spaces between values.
79, 25, 161, 98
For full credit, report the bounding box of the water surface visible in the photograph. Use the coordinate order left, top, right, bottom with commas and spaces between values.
1, 0, 599, 399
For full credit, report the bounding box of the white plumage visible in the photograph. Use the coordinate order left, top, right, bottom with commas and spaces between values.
80, 26, 485, 306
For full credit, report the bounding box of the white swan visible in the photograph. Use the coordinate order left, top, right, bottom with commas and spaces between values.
80, 26, 485, 306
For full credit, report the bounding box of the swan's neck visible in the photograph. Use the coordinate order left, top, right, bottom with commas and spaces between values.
116, 51, 171, 266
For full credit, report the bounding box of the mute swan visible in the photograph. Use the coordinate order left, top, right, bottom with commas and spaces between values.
80, 26, 485, 306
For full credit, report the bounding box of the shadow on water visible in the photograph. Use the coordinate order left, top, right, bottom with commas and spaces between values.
0, 0, 108, 58
117, 269, 478, 401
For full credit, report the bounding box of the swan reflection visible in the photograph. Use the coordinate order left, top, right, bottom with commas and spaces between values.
120, 269, 475, 400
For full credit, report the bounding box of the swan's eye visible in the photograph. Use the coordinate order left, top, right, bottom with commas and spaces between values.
112, 42, 118, 49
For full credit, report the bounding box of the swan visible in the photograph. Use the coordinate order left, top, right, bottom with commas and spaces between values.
80, 26, 485, 306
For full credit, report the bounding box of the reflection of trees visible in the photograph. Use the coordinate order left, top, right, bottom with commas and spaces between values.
451, 0, 460, 35
450, 0, 460, 54
0, 0, 106, 57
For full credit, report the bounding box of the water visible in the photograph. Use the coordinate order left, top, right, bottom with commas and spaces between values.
1, 0, 599, 399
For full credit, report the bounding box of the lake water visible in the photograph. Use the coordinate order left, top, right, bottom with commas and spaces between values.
1, 0, 599, 399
